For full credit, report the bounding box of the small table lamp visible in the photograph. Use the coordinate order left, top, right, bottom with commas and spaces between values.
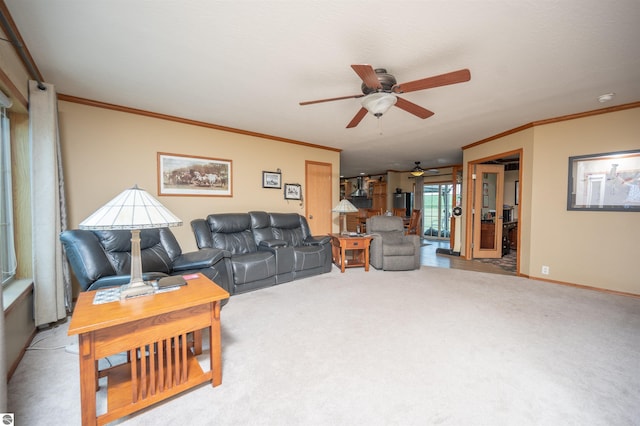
79, 185, 182, 299
332, 199, 359, 234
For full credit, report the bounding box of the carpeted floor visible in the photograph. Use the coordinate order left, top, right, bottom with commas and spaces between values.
8, 266, 640, 425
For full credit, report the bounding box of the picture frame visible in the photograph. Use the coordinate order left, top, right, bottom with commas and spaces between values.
284, 183, 302, 200
157, 152, 232, 197
262, 171, 281, 189
567, 149, 640, 211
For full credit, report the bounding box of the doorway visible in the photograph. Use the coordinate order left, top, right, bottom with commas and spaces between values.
305, 160, 332, 235
465, 150, 522, 273
472, 164, 504, 258
423, 183, 458, 239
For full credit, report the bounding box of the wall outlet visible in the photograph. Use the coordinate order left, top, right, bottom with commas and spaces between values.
541, 265, 550, 275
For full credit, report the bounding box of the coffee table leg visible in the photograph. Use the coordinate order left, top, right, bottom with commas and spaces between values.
364, 246, 370, 271
78, 333, 97, 426
210, 301, 223, 386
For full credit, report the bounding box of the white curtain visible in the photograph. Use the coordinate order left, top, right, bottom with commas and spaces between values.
29, 80, 70, 326
0, 283, 5, 412
0, 108, 8, 410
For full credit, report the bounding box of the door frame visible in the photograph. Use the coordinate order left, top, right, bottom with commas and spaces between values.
471, 163, 505, 258
464, 149, 522, 273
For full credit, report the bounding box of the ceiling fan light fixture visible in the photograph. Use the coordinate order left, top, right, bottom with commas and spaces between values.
410, 161, 425, 177
361, 92, 397, 117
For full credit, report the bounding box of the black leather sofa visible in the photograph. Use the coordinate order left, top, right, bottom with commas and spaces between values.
60, 228, 233, 298
191, 211, 332, 295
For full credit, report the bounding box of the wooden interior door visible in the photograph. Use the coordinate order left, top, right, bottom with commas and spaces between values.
305, 161, 332, 235
472, 164, 504, 259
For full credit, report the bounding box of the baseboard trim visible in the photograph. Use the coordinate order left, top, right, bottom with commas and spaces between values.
530, 276, 640, 299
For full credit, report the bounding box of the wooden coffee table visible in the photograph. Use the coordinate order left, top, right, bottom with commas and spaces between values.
329, 233, 373, 272
67, 274, 229, 426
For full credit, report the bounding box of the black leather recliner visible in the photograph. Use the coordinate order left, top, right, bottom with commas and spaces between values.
262, 212, 332, 279
60, 228, 233, 299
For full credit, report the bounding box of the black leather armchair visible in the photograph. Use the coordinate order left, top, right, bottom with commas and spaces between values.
60, 228, 233, 298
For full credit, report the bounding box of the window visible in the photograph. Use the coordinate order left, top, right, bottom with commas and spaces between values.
1, 109, 16, 284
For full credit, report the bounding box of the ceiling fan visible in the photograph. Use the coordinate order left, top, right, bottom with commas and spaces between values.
300, 65, 471, 128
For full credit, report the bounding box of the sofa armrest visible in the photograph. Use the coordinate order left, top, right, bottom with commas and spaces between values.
172, 248, 230, 272
304, 235, 331, 246
258, 239, 288, 249
257, 242, 294, 275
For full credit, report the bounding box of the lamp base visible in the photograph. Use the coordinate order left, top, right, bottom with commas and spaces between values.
120, 280, 155, 300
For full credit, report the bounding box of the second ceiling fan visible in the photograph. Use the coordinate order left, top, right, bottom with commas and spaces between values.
300, 65, 471, 128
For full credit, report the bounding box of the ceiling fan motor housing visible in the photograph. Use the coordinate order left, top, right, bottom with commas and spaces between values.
361, 68, 397, 94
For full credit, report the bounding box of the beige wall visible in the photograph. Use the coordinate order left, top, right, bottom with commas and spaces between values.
464, 107, 639, 294
58, 101, 341, 253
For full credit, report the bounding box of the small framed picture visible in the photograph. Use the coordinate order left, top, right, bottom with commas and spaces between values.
284, 183, 302, 200
262, 171, 281, 189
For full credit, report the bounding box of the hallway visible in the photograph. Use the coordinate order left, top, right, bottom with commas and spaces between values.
420, 238, 515, 276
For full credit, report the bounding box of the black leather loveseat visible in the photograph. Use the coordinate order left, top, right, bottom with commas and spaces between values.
60, 228, 233, 297
191, 211, 332, 295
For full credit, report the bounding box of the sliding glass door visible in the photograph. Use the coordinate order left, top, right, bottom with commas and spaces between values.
423, 183, 458, 239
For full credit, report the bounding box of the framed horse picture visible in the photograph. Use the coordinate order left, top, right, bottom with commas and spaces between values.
158, 152, 232, 197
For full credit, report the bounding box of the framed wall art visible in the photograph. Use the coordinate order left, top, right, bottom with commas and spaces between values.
567, 149, 640, 211
262, 171, 281, 189
157, 152, 232, 197
284, 183, 302, 200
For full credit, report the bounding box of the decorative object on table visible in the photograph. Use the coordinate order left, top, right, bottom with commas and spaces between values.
79, 184, 182, 299
567, 149, 640, 211
157, 152, 232, 197
284, 183, 302, 200
262, 170, 281, 188
332, 199, 359, 234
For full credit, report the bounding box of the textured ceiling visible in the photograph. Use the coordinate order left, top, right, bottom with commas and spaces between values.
5, 1, 640, 177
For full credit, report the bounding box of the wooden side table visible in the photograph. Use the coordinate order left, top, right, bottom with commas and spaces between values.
67, 274, 229, 426
329, 233, 373, 272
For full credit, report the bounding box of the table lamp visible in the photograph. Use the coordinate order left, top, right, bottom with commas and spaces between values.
332, 199, 358, 234
79, 184, 182, 299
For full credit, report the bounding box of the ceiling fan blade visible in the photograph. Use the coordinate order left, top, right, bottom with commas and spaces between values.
392, 68, 471, 94
299, 94, 364, 106
394, 97, 435, 119
346, 107, 368, 128
351, 64, 382, 90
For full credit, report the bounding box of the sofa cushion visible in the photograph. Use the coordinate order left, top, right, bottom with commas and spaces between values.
269, 213, 306, 246
94, 229, 173, 275
293, 246, 325, 271
383, 242, 415, 257
249, 211, 273, 245
207, 213, 257, 255
231, 252, 276, 285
